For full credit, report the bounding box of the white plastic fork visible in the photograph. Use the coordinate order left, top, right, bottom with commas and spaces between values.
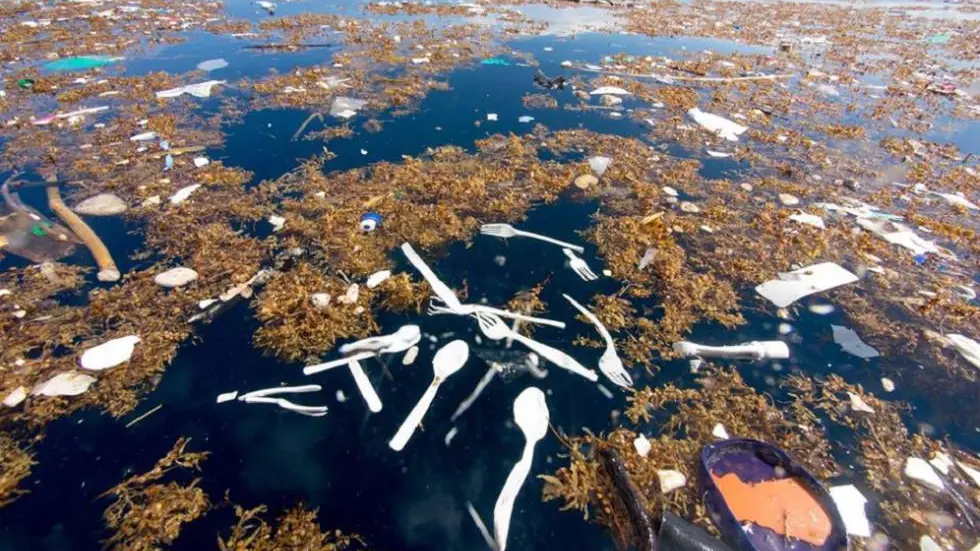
474, 312, 597, 382
562, 248, 598, 282
426, 297, 566, 329
480, 223, 585, 254
562, 294, 632, 388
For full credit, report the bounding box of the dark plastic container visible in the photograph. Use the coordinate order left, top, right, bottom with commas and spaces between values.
699, 439, 848, 551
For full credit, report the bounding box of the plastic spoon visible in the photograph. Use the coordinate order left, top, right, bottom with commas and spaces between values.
389, 340, 469, 451
493, 387, 549, 551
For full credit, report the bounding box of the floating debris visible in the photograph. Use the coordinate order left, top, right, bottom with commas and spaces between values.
154, 267, 199, 288
687, 107, 747, 141
32, 372, 96, 397
73, 193, 128, 216
904, 457, 944, 492
80, 335, 141, 371
155, 80, 226, 99
828, 485, 871, 537
831, 325, 880, 359
755, 262, 858, 308
656, 469, 687, 494
196, 58, 228, 72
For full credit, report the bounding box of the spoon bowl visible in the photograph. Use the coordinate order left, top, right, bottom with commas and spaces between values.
514, 387, 549, 442
433, 339, 470, 379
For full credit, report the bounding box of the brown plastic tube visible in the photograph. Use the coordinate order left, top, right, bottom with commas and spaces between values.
46, 184, 120, 282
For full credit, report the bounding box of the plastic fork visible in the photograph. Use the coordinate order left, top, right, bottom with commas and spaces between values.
562, 294, 632, 388
426, 297, 566, 329
562, 248, 598, 282
480, 223, 585, 254
474, 312, 597, 381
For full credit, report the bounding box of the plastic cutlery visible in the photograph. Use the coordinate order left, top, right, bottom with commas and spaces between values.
427, 297, 566, 329
672, 340, 790, 360
475, 312, 597, 382
562, 248, 598, 282
349, 359, 382, 412
401, 242, 464, 310
239, 384, 322, 400
389, 340, 470, 451
303, 325, 421, 375
493, 387, 549, 551
562, 294, 632, 388
480, 223, 585, 254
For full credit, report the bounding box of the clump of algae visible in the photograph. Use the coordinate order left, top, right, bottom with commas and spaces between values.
101, 438, 210, 551
218, 504, 366, 551
0, 435, 34, 507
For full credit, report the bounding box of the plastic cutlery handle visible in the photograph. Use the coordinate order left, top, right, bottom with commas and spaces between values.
515, 230, 584, 254
673, 341, 789, 360
474, 305, 566, 329
562, 294, 614, 343
511, 333, 598, 381
275, 398, 328, 414
401, 243, 464, 310
240, 384, 322, 400
494, 442, 535, 551
303, 351, 375, 375
389, 380, 440, 451
349, 360, 382, 413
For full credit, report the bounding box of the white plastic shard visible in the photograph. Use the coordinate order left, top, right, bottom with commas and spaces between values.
657, 470, 687, 494
155, 80, 226, 99
755, 262, 858, 308
904, 457, 944, 492
848, 392, 875, 414
80, 335, 141, 371
881, 377, 896, 392
856, 218, 939, 256
402, 345, 419, 365
947, 334, 980, 369
329, 96, 367, 119
588, 156, 611, 177
169, 184, 202, 204
957, 461, 980, 489
196, 58, 229, 72
154, 267, 199, 288
921, 536, 942, 551
32, 372, 97, 397
712, 423, 730, 440
444, 426, 458, 446
673, 340, 790, 360
790, 212, 826, 229
687, 107, 748, 142
828, 485, 871, 538
216, 391, 238, 403
366, 270, 391, 288
832, 325, 880, 359
74, 193, 128, 216
590, 86, 631, 95
633, 434, 651, 457
2, 387, 27, 407
930, 191, 978, 210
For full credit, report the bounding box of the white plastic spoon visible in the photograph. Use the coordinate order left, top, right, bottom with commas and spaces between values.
389, 340, 469, 451
493, 387, 549, 551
